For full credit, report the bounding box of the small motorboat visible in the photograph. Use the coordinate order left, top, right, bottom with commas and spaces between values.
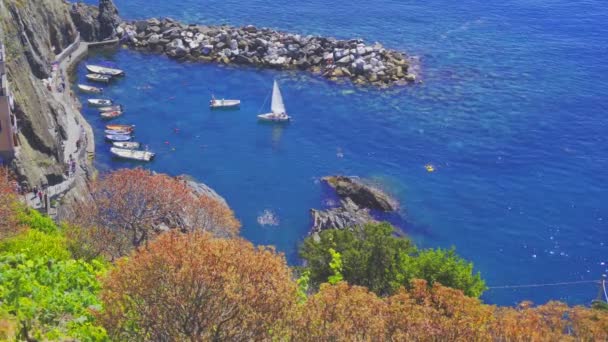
209, 96, 241, 109
106, 124, 135, 131
77, 84, 103, 94
88, 99, 113, 107
98, 105, 122, 113
86, 65, 125, 77
112, 141, 140, 149
100, 111, 123, 119
105, 129, 131, 135
258, 80, 291, 122
86, 73, 112, 83
110, 147, 155, 162
105, 134, 131, 142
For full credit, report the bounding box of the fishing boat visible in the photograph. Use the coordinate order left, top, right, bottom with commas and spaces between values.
100, 111, 123, 119
88, 99, 112, 107
112, 141, 140, 149
86, 73, 112, 83
86, 65, 125, 77
106, 124, 135, 131
105, 128, 131, 135
258, 80, 291, 122
98, 105, 122, 112
110, 147, 155, 162
105, 134, 131, 142
209, 96, 241, 109
77, 84, 103, 94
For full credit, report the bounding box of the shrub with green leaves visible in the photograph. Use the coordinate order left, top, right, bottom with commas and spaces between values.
0, 253, 108, 341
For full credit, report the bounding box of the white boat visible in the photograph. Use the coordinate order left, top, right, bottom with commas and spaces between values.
86, 65, 125, 77
258, 81, 291, 122
110, 147, 155, 162
77, 84, 103, 94
88, 99, 113, 107
98, 105, 122, 112
210, 97, 241, 109
105, 134, 131, 142
112, 141, 141, 149
100, 111, 123, 119
105, 129, 131, 135
86, 73, 112, 83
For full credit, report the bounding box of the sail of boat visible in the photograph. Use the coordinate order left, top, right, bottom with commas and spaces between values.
271, 80, 286, 114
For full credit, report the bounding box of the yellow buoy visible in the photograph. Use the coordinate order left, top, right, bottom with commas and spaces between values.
425, 164, 435, 173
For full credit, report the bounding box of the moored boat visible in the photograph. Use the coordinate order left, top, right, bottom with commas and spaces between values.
112, 141, 140, 149
105, 134, 131, 142
77, 84, 103, 94
210, 96, 241, 109
98, 105, 122, 112
258, 80, 291, 122
86, 73, 112, 83
105, 128, 131, 135
110, 147, 155, 162
100, 111, 123, 119
88, 99, 113, 107
86, 65, 125, 77
106, 124, 135, 131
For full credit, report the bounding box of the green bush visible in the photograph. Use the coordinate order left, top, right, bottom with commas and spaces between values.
17, 209, 57, 234
0, 229, 70, 260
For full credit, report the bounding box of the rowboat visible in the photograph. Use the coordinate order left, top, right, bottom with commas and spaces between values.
100, 111, 123, 119
112, 141, 140, 149
106, 124, 135, 131
86, 65, 125, 77
105, 129, 131, 135
110, 147, 155, 162
105, 134, 131, 142
77, 84, 103, 94
98, 105, 122, 112
86, 73, 112, 83
258, 80, 291, 122
88, 99, 112, 107
210, 97, 241, 109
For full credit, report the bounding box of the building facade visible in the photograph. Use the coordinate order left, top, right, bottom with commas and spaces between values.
0, 43, 18, 164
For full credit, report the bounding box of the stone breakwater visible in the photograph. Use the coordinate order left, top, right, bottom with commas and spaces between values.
118, 18, 417, 87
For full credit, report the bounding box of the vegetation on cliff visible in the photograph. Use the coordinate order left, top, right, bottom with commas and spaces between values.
0, 167, 607, 341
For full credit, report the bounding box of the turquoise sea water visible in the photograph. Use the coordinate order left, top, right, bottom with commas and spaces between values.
76, 0, 608, 306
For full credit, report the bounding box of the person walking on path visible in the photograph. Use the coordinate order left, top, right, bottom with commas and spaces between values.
37, 190, 43, 206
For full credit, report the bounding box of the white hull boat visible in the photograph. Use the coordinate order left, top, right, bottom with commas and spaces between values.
112, 141, 141, 149
88, 99, 113, 107
105, 134, 131, 142
77, 84, 103, 94
86, 65, 125, 77
110, 147, 155, 162
86, 73, 112, 83
210, 98, 241, 109
105, 129, 131, 135
98, 105, 122, 112
258, 80, 291, 122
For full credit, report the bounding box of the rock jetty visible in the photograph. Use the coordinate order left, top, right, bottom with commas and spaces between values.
117, 18, 417, 87
310, 176, 398, 235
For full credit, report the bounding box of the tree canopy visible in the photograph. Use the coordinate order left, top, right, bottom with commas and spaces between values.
300, 222, 486, 297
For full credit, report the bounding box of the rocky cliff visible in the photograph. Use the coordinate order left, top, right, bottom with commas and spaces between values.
0, 0, 91, 188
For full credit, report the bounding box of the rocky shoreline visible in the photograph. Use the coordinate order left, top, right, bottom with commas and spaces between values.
311, 176, 399, 235
115, 19, 417, 87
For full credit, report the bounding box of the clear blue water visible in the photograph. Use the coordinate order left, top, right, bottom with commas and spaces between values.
76, 0, 608, 306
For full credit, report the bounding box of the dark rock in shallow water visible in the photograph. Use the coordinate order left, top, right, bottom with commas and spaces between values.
310, 198, 376, 235
323, 176, 398, 212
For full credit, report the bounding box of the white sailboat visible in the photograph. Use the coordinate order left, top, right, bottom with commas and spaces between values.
258, 81, 291, 122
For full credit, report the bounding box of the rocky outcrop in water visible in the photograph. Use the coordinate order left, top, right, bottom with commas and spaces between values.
310, 176, 398, 234
118, 18, 417, 87
70, 0, 121, 42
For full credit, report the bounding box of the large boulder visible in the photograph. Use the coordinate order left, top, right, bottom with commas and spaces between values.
323, 176, 398, 212
98, 0, 122, 40
69, 2, 100, 42
310, 198, 376, 235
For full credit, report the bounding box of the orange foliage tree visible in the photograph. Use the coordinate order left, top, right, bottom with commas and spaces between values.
0, 167, 20, 239
66, 168, 240, 260
98, 231, 297, 341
